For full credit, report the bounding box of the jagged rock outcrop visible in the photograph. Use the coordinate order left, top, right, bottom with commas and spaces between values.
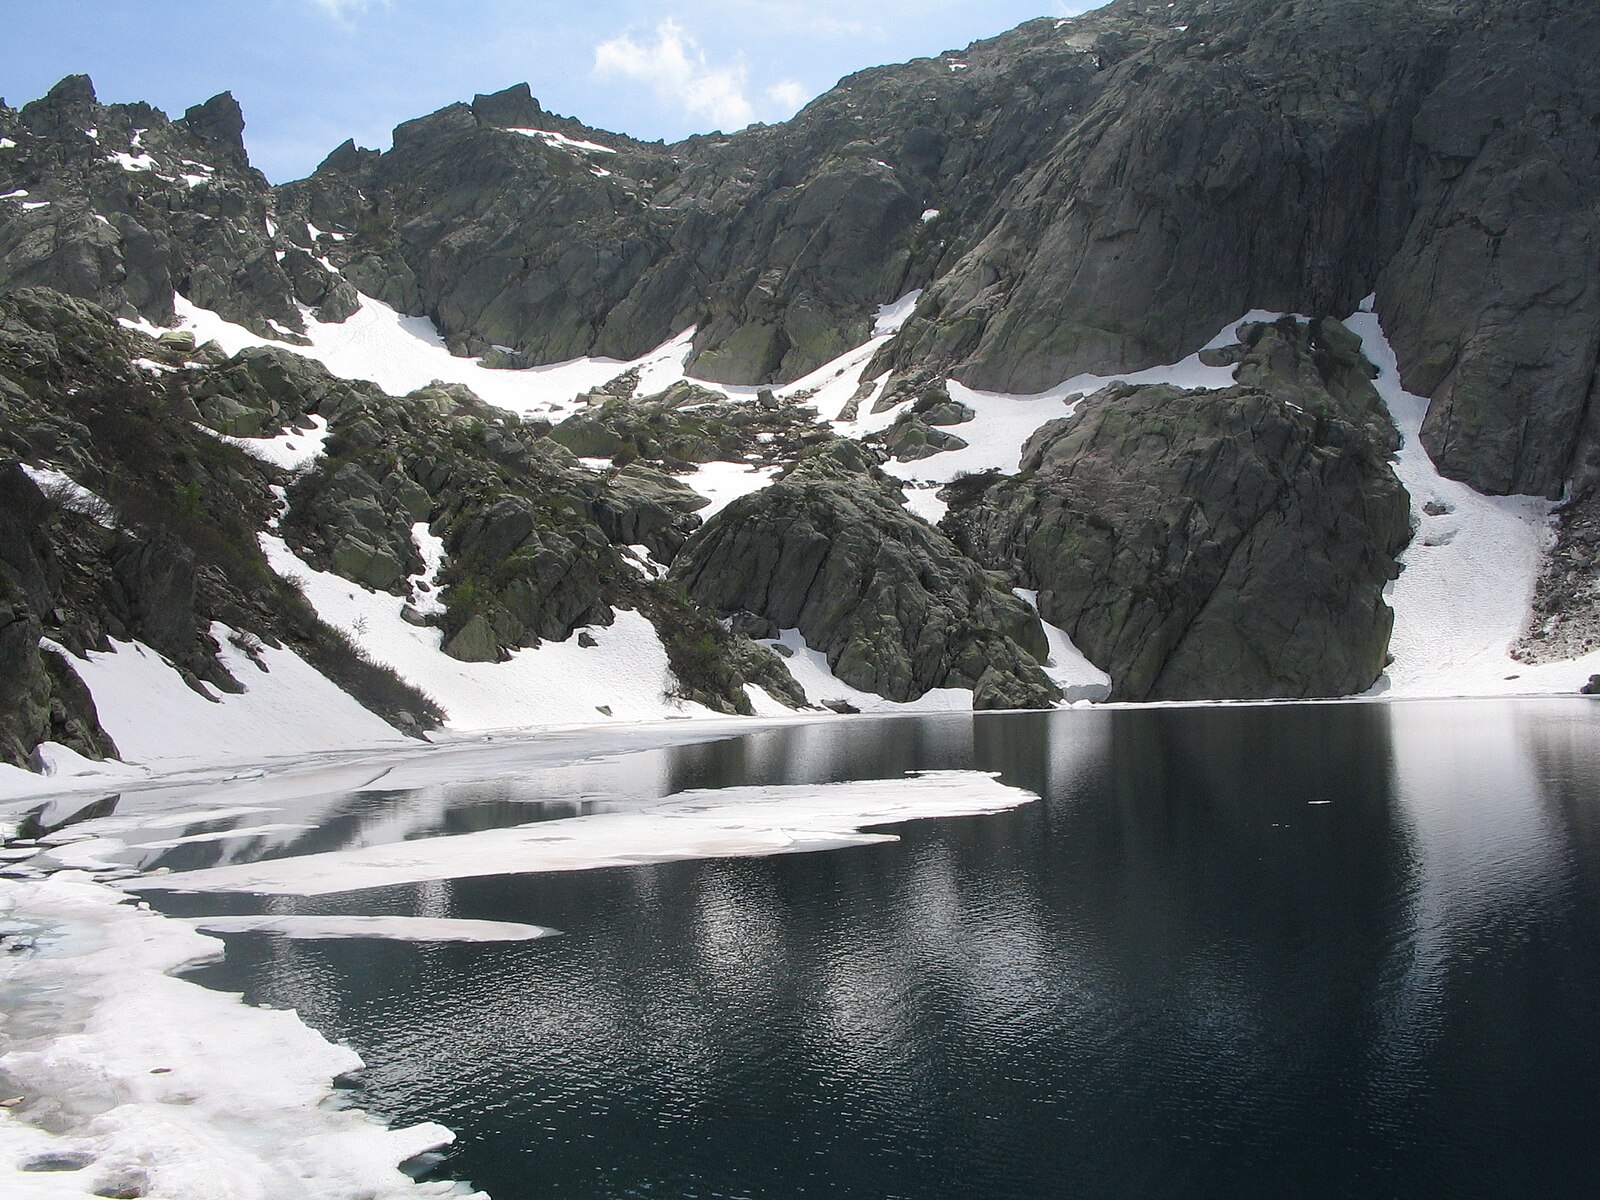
671, 440, 1059, 708
943, 318, 1411, 701
877, 412, 968, 462
546, 383, 817, 468
0, 77, 348, 338
0, 471, 117, 767
588, 465, 707, 562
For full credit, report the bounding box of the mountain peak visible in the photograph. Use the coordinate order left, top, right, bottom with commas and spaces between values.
315, 137, 380, 176
44, 73, 98, 108
470, 82, 544, 129
19, 74, 99, 132
180, 91, 248, 165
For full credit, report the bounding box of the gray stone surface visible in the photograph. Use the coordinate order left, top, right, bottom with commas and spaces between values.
671, 439, 1057, 706
943, 318, 1412, 701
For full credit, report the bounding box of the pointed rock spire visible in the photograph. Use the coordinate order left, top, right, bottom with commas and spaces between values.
470, 82, 544, 129
180, 91, 249, 167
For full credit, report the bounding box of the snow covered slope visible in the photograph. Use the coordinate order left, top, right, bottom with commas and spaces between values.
1344, 303, 1600, 696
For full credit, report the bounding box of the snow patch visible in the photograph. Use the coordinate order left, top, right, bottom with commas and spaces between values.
672, 460, 779, 520
50, 625, 407, 771
407, 522, 448, 617
873, 289, 923, 336
1014, 589, 1111, 702
108, 151, 156, 172
217, 414, 329, 473
166, 293, 699, 420
765, 629, 972, 714
261, 535, 712, 730
505, 127, 618, 155
17, 465, 112, 525
900, 481, 948, 526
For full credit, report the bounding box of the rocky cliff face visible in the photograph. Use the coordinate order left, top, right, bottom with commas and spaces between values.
268, 0, 1600, 501
0, 77, 354, 339
2, 4, 1592, 500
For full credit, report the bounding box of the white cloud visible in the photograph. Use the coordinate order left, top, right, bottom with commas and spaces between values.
309, 0, 389, 19
765, 80, 812, 116
593, 19, 758, 132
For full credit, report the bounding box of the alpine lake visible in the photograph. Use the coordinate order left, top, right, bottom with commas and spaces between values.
143, 699, 1600, 1200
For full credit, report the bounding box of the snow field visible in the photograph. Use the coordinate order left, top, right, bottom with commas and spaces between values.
1343, 304, 1600, 696
260, 535, 711, 731
47, 625, 408, 769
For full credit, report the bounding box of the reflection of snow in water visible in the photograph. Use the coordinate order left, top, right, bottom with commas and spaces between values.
1369, 701, 1578, 1100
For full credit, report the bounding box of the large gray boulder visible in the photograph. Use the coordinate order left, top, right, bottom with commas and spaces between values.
943, 318, 1412, 701
670, 440, 1058, 707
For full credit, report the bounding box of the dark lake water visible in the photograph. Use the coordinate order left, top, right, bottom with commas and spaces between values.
161, 700, 1600, 1199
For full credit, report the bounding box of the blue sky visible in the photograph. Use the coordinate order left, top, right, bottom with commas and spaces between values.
1, 1, 1101, 181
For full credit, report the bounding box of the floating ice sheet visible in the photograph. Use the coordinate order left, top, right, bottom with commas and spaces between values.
190, 915, 558, 942
0, 874, 481, 1199
132, 770, 1038, 896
